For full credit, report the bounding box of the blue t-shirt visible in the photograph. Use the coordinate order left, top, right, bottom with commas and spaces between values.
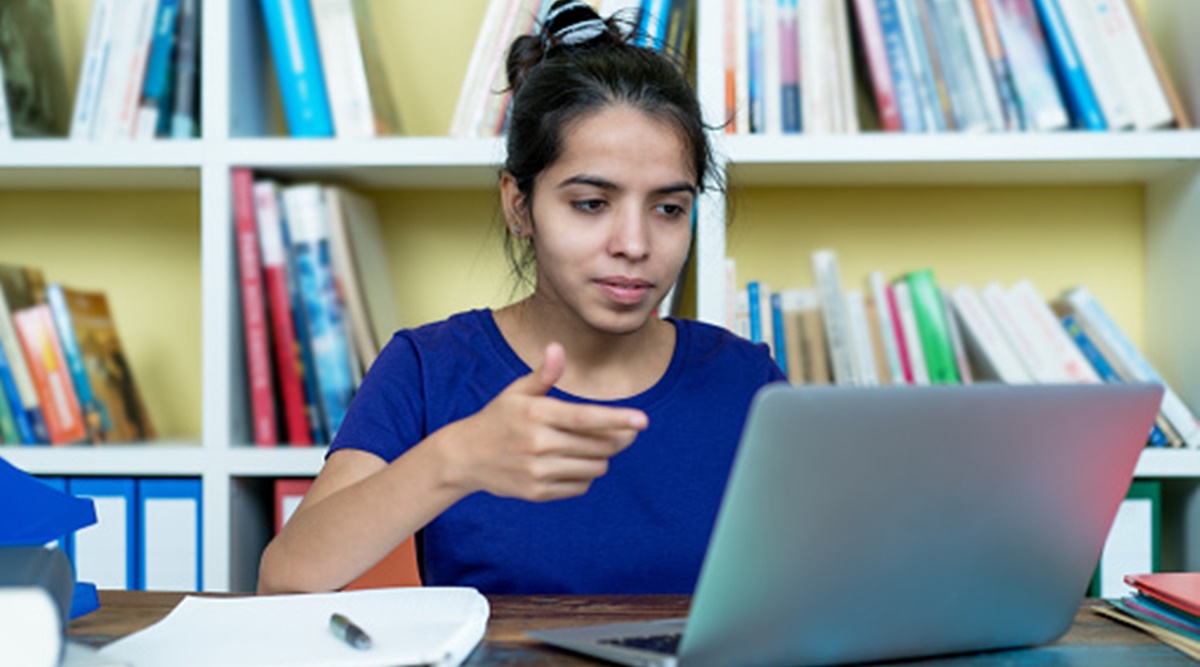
329, 309, 785, 594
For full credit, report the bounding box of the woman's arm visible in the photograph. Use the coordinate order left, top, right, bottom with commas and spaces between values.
257, 343, 648, 594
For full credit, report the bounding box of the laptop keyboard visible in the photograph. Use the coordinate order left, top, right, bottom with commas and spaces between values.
600, 633, 682, 655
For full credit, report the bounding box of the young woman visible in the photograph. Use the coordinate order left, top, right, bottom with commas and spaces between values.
257, 1, 785, 596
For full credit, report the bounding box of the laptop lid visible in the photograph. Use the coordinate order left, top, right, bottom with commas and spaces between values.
678, 383, 1163, 667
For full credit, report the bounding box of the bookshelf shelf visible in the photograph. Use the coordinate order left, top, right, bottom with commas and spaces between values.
224, 447, 327, 477
1135, 450, 1200, 479
2, 443, 207, 476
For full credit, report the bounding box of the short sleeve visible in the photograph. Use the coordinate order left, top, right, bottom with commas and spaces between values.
327, 333, 427, 463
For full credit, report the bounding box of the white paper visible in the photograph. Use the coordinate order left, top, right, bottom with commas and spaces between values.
99, 587, 489, 667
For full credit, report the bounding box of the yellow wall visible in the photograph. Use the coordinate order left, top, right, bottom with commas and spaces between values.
727, 185, 1146, 348
0, 192, 202, 440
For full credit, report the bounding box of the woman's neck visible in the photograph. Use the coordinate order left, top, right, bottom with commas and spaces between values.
493, 296, 676, 401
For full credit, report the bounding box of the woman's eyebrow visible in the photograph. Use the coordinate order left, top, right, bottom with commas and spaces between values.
558, 174, 696, 196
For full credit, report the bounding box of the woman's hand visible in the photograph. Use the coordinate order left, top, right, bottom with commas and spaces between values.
441, 342, 648, 502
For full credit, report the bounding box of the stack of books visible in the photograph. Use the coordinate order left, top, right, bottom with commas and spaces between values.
450, 0, 695, 138
233, 168, 402, 447
1095, 572, 1200, 660
0, 265, 155, 446
257, 0, 400, 138
727, 249, 1200, 449
723, 0, 1190, 134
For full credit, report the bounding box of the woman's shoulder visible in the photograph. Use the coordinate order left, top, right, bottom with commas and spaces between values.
674, 318, 782, 378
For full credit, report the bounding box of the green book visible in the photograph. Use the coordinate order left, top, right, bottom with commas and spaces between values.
905, 269, 959, 384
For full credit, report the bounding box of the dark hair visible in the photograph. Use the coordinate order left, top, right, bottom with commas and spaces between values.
500, 1, 715, 287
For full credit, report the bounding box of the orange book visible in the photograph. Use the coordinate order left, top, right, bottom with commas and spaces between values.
13, 304, 86, 444
274, 478, 421, 588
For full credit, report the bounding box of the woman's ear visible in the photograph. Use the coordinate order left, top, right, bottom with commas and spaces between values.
500, 172, 530, 238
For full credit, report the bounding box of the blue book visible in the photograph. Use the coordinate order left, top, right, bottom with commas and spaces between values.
770, 292, 788, 375
0, 338, 34, 444
1063, 315, 1168, 447
169, 0, 200, 138
276, 189, 327, 444
258, 0, 334, 137
746, 0, 765, 133
1030, 0, 1105, 130
637, 0, 668, 49
137, 478, 202, 591
875, 0, 927, 131
285, 186, 354, 439
67, 477, 138, 591
46, 285, 109, 443
747, 282, 764, 343
141, 0, 180, 137
779, 0, 801, 133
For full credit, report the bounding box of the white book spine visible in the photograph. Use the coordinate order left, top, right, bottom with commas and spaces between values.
950, 285, 1032, 384
1056, 0, 1135, 129
70, 0, 114, 140
981, 282, 1066, 383
1065, 287, 1200, 448
869, 271, 906, 384
800, 0, 831, 133
734, 287, 751, 340
1010, 280, 1099, 383
811, 250, 858, 385
450, 0, 510, 136
895, 0, 940, 132
1082, 0, 1173, 129
91, 1, 140, 140
759, 281, 775, 356
724, 258, 738, 332
893, 282, 930, 385
311, 0, 376, 139
955, 0, 1005, 130
846, 290, 879, 386
762, 0, 783, 134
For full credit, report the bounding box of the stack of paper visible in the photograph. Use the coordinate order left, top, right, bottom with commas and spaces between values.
1094, 572, 1200, 659
99, 587, 489, 667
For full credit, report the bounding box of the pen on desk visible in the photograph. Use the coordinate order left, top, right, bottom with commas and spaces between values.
330, 612, 373, 650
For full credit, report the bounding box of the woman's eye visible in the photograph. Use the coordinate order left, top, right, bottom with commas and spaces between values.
657, 203, 689, 218
572, 199, 606, 213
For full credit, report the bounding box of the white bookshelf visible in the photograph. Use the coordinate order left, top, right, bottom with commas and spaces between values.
1, 0, 1199, 591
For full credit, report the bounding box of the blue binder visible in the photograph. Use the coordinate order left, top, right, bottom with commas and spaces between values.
137, 478, 203, 591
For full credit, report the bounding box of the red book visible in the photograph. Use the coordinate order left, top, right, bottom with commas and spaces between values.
254, 180, 312, 446
851, 0, 902, 131
233, 167, 277, 446
886, 284, 914, 384
1125, 573, 1200, 618
13, 305, 86, 444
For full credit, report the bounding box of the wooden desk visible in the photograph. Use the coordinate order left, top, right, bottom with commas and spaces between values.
70, 591, 1192, 666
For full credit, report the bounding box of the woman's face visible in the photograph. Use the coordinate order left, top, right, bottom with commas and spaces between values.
509, 104, 696, 335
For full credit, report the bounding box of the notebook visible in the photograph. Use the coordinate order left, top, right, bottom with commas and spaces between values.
528, 383, 1164, 667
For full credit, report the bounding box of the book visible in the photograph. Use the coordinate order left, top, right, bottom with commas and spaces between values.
92, 0, 158, 141
909, 0, 955, 130
254, 180, 313, 447
0, 345, 21, 444
846, 290, 880, 385
309, 0, 393, 139
1123, 0, 1190, 129
949, 285, 1031, 383
1126, 573, 1200, 620
954, 0, 1006, 130
234, 168, 278, 446
259, 0, 335, 137
851, 0, 902, 131
67, 477, 138, 590
891, 0, 942, 131
70, 0, 115, 140
778, 0, 801, 133
831, 0, 861, 133
941, 288, 972, 384
988, 0, 1070, 130
1081, 0, 1175, 130
924, 0, 992, 132
892, 281, 930, 384
283, 184, 356, 439
904, 269, 958, 384
12, 305, 86, 445
478, 0, 542, 137
1060, 286, 1200, 449
769, 291, 788, 375
348, 0, 402, 135
980, 281, 1062, 383
277, 197, 328, 445
1055, 0, 1135, 131
811, 250, 857, 385
169, 0, 200, 138
54, 288, 156, 443
1030, 0, 1106, 129
971, 0, 1022, 129
46, 285, 107, 444
867, 272, 905, 384
0, 55, 10, 140
778, 288, 831, 385
1008, 280, 1098, 383
0, 287, 45, 443
450, 0, 515, 137
323, 186, 402, 370
136, 0, 181, 139
0, 0, 73, 137
1094, 601, 1200, 660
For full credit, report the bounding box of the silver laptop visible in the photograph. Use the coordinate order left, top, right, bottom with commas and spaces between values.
527, 383, 1164, 667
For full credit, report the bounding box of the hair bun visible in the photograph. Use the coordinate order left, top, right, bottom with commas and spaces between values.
543, 0, 609, 49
